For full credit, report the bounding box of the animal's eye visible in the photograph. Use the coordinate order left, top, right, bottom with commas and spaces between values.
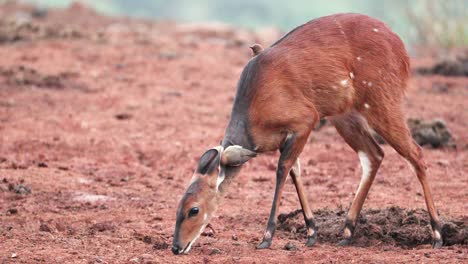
188, 207, 199, 218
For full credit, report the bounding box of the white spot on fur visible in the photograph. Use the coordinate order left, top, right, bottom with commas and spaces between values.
373, 28, 379, 32
357, 56, 362, 61
364, 103, 370, 109
435, 230, 441, 240
362, 80, 367, 85
368, 81, 373, 87
349, 72, 355, 79
307, 228, 315, 237
340, 79, 349, 86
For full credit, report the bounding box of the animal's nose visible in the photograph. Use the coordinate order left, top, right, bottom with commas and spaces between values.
171, 245, 180, 255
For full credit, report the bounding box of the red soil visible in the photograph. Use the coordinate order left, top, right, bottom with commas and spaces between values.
0, 3, 466, 263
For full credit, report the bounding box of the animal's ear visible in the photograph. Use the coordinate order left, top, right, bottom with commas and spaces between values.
196, 148, 221, 174
221, 145, 256, 166
249, 44, 264, 56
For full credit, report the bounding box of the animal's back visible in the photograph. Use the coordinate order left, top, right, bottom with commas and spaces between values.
255, 13, 410, 118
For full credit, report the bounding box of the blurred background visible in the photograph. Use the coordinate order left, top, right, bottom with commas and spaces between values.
22, 0, 468, 50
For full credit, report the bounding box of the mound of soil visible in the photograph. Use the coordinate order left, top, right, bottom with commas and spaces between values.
408, 118, 455, 148
277, 207, 467, 248
418, 53, 468, 77
373, 118, 455, 148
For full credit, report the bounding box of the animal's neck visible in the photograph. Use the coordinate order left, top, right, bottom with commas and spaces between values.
222, 117, 254, 151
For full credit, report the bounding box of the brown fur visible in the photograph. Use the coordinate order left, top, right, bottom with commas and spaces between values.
243, 13, 441, 248
173, 13, 443, 254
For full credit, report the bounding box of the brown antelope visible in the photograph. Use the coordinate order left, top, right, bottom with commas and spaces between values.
172, 13, 443, 255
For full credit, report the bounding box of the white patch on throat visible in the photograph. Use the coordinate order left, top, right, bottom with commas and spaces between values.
216, 166, 225, 191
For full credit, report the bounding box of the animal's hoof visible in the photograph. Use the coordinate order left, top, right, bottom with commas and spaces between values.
338, 238, 352, 246
432, 239, 443, 249
256, 240, 271, 249
305, 236, 317, 247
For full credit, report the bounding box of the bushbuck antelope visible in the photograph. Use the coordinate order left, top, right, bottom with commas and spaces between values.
172, 13, 443, 254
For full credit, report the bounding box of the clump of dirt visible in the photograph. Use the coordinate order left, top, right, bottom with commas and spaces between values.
0, 65, 87, 90
408, 118, 455, 148
418, 53, 468, 77
0, 18, 83, 44
277, 207, 467, 248
373, 118, 455, 148
7, 183, 31, 195
88, 222, 116, 234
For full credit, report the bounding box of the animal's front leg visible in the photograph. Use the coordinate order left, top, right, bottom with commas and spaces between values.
257, 132, 306, 249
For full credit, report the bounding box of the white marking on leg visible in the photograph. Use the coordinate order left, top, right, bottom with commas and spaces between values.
264, 230, 272, 240
356, 151, 372, 193
344, 228, 352, 238
434, 230, 441, 240
292, 158, 301, 177
307, 228, 315, 237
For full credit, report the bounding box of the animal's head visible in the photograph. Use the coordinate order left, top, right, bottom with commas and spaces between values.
172, 145, 256, 255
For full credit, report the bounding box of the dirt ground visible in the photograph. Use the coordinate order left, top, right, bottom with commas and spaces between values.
0, 3, 467, 264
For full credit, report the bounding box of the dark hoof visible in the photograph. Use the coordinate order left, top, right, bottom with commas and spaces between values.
256, 240, 272, 249
432, 239, 443, 249
305, 236, 317, 247
338, 238, 352, 246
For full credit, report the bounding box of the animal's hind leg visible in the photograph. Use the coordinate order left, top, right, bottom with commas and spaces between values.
364, 107, 443, 248
290, 158, 318, 247
330, 111, 384, 245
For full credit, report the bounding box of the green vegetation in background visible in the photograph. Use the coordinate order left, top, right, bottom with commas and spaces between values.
24, 0, 468, 48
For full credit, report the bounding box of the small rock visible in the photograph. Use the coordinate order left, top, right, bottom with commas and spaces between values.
39, 223, 52, 232
284, 242, 297, 251
143, 235, 152, 244
436, 160, 450, 167
7, 208, 18, 214
232, 234, 238, 241
120, 176, 129, 182
209, 248, 221, 255
37, 162, 48, 168
202, 228, 214, 237
11, 253, 17, 258
89, 222, 116, 233
115, 113, 132, 120
8, 183, 31, 194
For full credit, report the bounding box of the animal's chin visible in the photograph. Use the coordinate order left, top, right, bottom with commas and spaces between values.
182, 241, 193, 254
